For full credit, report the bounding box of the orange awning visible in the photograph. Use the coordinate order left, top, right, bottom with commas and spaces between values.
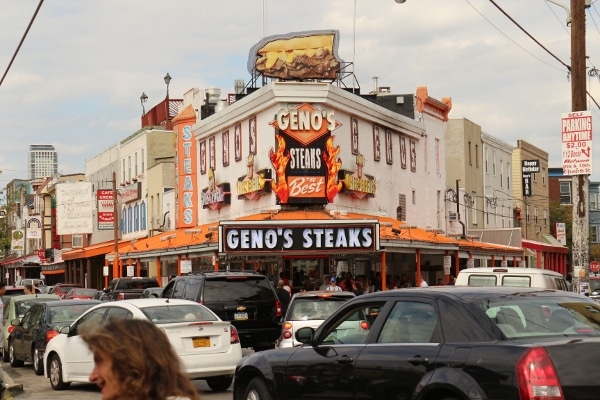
41, 269, 65, 275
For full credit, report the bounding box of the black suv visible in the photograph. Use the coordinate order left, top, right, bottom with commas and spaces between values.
160, 271, 282, 350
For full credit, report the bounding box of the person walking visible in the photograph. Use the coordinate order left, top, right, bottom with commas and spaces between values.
275, 280, 291, 316
24, 284, 35, 294
81, 318, 200, 400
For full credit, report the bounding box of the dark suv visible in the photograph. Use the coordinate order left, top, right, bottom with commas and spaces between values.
161, 271, 282, 350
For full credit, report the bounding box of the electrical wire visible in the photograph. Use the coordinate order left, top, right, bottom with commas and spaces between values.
0, 0, 45, 88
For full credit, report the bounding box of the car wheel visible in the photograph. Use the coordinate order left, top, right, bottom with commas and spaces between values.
243, 377, 273, 400
1, 346, 8, 362
49, 354, 70, 390
206, 375, 233, 391
33, 347, 43, 375
9, 341, 23, 367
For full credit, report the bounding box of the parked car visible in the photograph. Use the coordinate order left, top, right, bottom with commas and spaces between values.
161, 271, 282, 350
2, 294, 60, 362
4, 285, 41, 297
64, 288, 98, 300
8, 299, 100, 375
15, 279, 45, 287
276, 290, 355, 348
455, 266, 569, 290
44, 298, 242, 391
101, 277, 160, 301
48, 284, 83, 299
141, 287, 163, 298
234, 286, 600, 400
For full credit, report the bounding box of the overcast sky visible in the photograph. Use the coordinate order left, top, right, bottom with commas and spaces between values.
1, 0, 599, 190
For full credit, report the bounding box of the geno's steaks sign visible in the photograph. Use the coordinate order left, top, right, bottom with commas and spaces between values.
218, 220, 380, 253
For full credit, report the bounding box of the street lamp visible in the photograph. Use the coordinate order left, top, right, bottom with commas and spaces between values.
164, 73, 172, 98
140, 92, 148, 116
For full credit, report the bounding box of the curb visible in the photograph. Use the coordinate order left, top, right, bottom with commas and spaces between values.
2, 368, 23, 399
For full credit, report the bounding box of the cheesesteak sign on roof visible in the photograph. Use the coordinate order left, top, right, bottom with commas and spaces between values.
218, 220, 380, 253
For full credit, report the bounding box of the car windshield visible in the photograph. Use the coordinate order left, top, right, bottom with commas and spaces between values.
289, 297, 349, 320
141, 304, 218, 324
49, 304, 98, 324
478, 295, 600, 338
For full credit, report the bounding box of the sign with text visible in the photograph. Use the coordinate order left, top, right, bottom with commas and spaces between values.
56, 182, 93, 235
521, 160, 539, 197
219, 220, 380, 254
562, 111, 592, 175
97, 189, 115, 230
555, 222, 566, 245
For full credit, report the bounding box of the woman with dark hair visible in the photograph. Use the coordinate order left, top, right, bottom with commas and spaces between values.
81, 318, 200, 400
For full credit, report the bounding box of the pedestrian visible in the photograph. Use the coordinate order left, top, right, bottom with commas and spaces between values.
81, 318, 200, 400
326, 276, 342, 291
319, 275, 330, 290
275, 280, 291, 316
420, 277, 429, 287
436, 277, 444, 286
24, 284, 35, 294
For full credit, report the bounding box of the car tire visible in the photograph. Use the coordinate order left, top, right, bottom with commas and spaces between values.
8, 341, 23, 367
206, 375, 233, 391
1, 346, 8, 363
33, 347, 43, 375
49, 354, 70, 390
243, 377, 273, 400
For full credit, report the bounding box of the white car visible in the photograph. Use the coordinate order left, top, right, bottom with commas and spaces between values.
43, 298, 242, 391
276, 290, 355, 348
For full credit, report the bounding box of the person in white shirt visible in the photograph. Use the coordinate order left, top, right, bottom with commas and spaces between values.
326, 276, 342, 291
420, 278, 429, 287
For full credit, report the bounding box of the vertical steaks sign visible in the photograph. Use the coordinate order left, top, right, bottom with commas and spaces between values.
218, 220, 380, 253
269, 103, 343, 205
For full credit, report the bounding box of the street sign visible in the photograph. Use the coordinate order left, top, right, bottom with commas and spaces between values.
590, 261, 600, 273
561, 111, 593, 175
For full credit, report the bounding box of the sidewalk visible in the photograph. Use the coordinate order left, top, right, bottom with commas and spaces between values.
2, 367, 23, 399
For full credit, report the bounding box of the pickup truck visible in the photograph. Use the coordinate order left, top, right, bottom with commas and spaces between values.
102, 277, 160, 301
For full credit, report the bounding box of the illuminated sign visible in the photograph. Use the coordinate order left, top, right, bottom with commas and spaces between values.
219, 220, 380, 253
201, 169, 231, 210
269, 103, 342, 205
237, 158, 272, 200
339, 154, 376, 199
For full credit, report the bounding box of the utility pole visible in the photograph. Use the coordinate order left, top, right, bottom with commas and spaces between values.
570, 0, 589, 293
112, 171, 120, 279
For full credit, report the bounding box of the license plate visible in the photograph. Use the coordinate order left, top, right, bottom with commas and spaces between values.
192, 337, 210, 348
234, 312, 248, 320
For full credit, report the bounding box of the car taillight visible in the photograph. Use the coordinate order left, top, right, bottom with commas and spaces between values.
7, 326, 15, 335
230, 325, 240, 344
516, 347, 564, 400
275, 300, 282, 317
282, 321, 293, 339
46, 329, 60, 342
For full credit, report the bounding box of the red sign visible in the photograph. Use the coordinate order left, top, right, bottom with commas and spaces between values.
590, 261, 600, 273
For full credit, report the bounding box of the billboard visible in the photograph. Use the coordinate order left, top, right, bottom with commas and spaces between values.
56, 182, 93, 235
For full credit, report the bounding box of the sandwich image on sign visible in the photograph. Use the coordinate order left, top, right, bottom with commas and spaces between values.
248, 30, 342, 80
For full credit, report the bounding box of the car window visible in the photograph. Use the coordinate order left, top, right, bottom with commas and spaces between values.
20, 305, 38, 328
467, 275, 497, 286
320, 302, 385, 345
378, 302, 439, 343
289, 297, 348, 321
73, 308, 107, 335
501, 276, 531, 287
180, 278, 201, 302
204, 278, 275, 302
142, 304, 217, 324
105, 307, 133, 322
481, 296, 600, 338
3, 299, 11, 320
16, 300, 37, 319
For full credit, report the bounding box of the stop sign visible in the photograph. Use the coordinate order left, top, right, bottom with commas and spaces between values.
590, 261, 600, 273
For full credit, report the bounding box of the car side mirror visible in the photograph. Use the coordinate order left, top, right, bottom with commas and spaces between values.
295, 327, 315, 345
59, 326, 70, 334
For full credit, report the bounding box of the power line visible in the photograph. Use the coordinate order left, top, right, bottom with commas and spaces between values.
0, 0, 45, 88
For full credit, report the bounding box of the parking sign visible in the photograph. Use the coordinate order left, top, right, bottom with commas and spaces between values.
561, 111, 592, 175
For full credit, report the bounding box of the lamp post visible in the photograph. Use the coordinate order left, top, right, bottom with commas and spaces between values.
140, 92, 148, 116
164, 73, 172, 99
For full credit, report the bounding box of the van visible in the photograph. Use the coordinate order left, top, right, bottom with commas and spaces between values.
455, 267, 568, 291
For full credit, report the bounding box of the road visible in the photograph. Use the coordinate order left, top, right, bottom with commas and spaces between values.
1, 359, 235, 399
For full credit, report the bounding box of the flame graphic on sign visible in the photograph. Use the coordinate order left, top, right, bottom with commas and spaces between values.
323, 135, 342, 202
269, 134, 291, 203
